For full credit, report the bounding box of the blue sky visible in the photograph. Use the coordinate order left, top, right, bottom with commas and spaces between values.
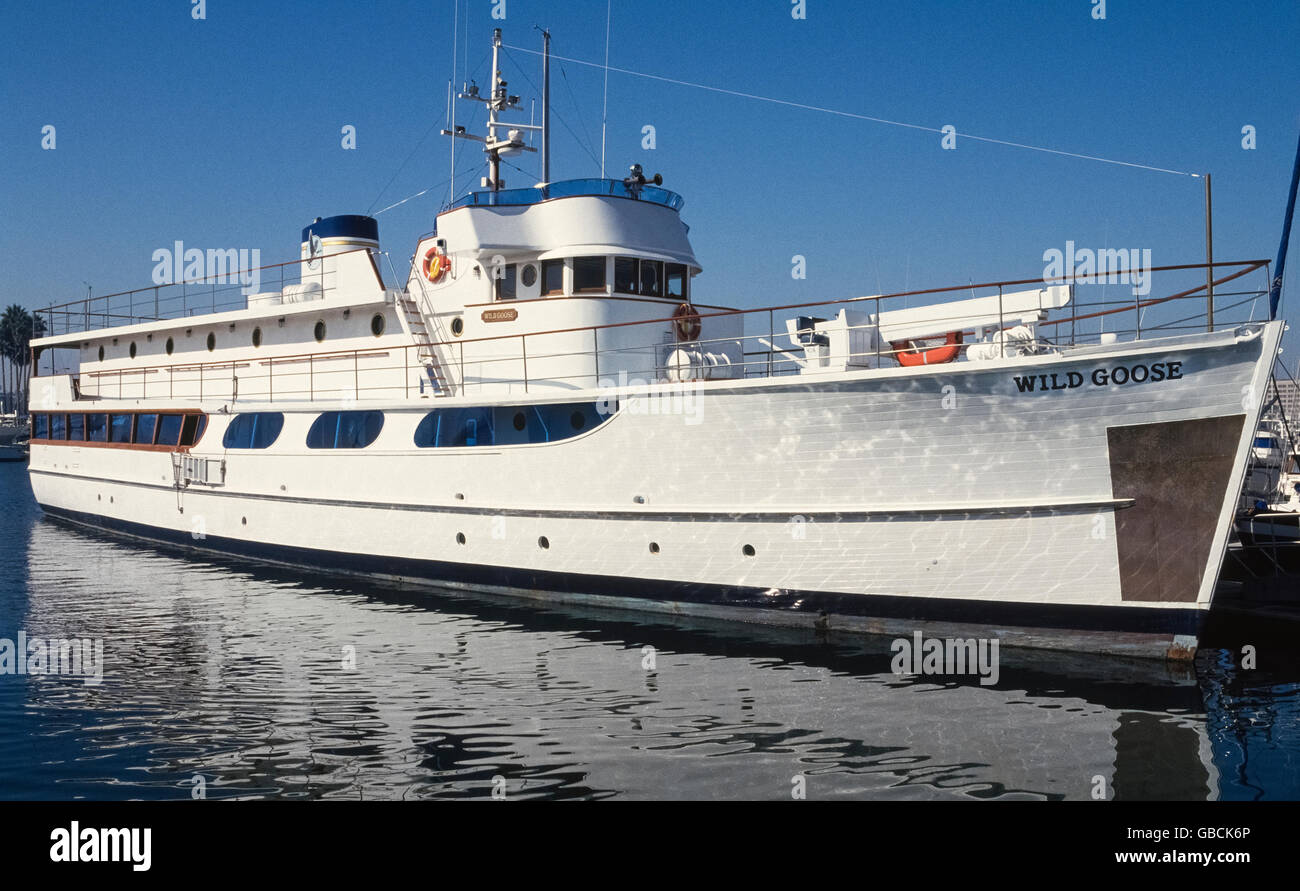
2, 1, 1298, 359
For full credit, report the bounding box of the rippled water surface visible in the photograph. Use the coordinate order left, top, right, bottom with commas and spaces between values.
1, 463, 1297, 800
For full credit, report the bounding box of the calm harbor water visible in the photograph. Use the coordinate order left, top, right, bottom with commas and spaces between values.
1, 462, 1297, 801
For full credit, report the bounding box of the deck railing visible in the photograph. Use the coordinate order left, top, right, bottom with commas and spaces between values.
46, 260, 1274, 404
35, 248, 374, 338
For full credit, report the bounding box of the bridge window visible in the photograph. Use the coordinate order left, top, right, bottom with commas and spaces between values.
640, 260, 664, 297
494, 263, 517, 300
32, 415, 48, 439
541, 259, 564, 296
223, 412, 285, 449
49, 413, 66, 440
572, 256, 607, 294
666, 263, 688, 300
68, 413, 84, 441
614, 258, 638, 294
306, 410, 384, 449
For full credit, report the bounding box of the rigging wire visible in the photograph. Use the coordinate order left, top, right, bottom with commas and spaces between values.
501, 48, 601, 172
503, 44, 1202, 178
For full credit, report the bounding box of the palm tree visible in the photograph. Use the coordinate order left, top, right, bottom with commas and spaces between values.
0, 306, 19, 414
1, 305, 45, 414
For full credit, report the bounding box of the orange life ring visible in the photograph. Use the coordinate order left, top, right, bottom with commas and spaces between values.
672, 302, 701, 342
422, 246, 449, 283
890, 331, 963, 366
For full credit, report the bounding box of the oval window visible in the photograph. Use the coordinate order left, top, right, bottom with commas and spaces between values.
451, 317, 464, 337
521, 264, 537, 287
129, 342, 137, 359
314, 320, 327, 343
166, 337, 174, 356
371, 313, 385, 337
97, 345, 105, 361
251, 327, 262, 348
206, 332, 216, 352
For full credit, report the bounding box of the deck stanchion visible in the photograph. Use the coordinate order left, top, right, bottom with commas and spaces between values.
593, 328, 600, 386
522, 335, 529, 393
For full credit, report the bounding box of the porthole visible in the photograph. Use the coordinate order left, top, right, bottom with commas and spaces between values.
206, 332, 216, 352
538, 536, 550, 550
166, 337, 174, 355
649, 542, 660, 554
456, 532, 466, 545
513, 412, 527, 431
251, 327, 262, 348
570, 411, 585, 430
314, 320, 327, 342
742, 544, 756, 557
97, 345, 104, 361
241, 517, 247, 526
451, 317, 464, 337
371, 313, 385, 337
129, 342, 137, 359
521, 264, 537, 287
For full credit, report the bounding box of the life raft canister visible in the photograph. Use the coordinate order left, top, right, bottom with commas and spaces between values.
672, 302, 702, 342
422, 245, 449, 283
890, 331, 964, 366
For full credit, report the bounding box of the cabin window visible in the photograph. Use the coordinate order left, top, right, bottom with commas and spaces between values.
314, 321, 327, 343
166, 337, 174, 355
206, 332, 216, 351
86, 414, 108, 443
370, 313, 385, 336
179, 414, 207, 448
666, 263, 688, 300
640, 260, 664, 297
68, 413, 84, 441
223, 412, 285, 449
541, 259, 565, 296
33, 415, 48, 439
156, 414, 183, 447
109, 413, 134, 443
135, 414, 158, 445
614, 258, 639, 294
97, 345, 104, 361
252, 327, 262, 347
49, 413, 66, 440
306, 411, 384, 449
414, 401, 616, 448
494, 263, 517, 301
414, 407, 495, 448
572, 257, 607, 294
520, 264, 538, 288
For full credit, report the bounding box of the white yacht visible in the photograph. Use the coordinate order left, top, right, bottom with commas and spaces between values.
24, 29, 1298, 661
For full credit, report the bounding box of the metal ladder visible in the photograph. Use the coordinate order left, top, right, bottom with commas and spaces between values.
385, 253, 453, 396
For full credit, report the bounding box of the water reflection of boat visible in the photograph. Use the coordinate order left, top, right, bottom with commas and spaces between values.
17, 516, 1253, 800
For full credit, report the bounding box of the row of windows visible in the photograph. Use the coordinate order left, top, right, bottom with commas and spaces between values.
31, 412, 207, 447
33, 402, 615, 453
92, 314, 388, 362
493, 257, 688, 301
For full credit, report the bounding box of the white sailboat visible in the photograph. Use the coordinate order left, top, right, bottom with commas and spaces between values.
24, 28, 1299, 661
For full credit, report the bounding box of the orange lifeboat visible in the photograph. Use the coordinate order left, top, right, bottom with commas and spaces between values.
890, 331, 963, 366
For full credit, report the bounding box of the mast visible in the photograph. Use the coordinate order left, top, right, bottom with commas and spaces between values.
442, 28, 539, 193
541, 28, 551, 183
